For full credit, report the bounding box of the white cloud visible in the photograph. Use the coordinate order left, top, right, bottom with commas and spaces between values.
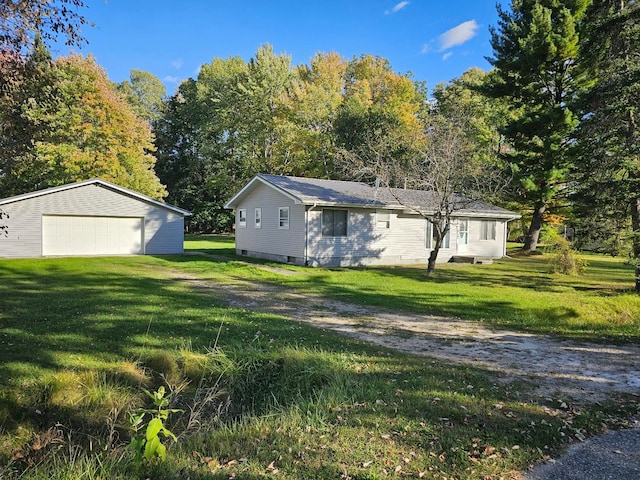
163, 75, 179, 83
385, 1, 409, 15
438, 20, 479, 51
421, 42, 433, 54
170, 59, 183, 69
442, 52, 453, 61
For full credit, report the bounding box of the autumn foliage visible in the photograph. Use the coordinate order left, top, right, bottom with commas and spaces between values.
0, 50, 166, 199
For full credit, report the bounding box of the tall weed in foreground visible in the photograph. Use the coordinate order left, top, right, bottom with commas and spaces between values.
126, 386, 182, 466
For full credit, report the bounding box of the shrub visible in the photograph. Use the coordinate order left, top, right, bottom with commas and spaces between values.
543, 227, 587, 275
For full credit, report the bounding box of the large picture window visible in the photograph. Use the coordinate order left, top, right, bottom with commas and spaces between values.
480, 220, 496, 240
426, 220, 450, 249
278, 207, 289, 229
322, 209, 348, 237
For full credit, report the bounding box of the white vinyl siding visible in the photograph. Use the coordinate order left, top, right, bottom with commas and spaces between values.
306, 211, 513, 266
308, 209, 430, 265
0, 183, 185, 258
233, 182, 305, 261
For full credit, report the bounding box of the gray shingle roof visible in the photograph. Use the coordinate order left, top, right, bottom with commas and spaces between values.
226, 174, 519, 218
0, 178, 192, 216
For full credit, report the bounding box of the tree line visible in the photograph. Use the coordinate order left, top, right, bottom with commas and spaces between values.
1, 0, 639, 286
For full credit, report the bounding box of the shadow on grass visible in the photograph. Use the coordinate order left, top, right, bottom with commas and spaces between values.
164, 253, 640, 341
0, 257, 367, 436
1, 255, 638, 479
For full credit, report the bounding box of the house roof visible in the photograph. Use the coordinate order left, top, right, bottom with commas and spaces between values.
225, 174, 520, 219
0, 178, 192, 216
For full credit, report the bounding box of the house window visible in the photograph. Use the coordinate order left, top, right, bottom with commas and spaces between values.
376, 210, 390, 229
481, 220, 496, 240
238, 209, 247, 228
426, 220, 450, 249
278, 207, 289, 229
254, 208, 262, 228
322, 209, 348, 237
458, 219, 469, 245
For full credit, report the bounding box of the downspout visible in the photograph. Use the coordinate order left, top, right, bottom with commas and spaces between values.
305, 203, 317, 266
504, 216, 519, 257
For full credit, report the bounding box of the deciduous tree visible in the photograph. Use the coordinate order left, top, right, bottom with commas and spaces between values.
279, 52, 347, 177
334, 54, 427, 185
155, 57, 249, 232
1, 0, 90, 91
117, 69, 166, 124
0, 49, 166, 198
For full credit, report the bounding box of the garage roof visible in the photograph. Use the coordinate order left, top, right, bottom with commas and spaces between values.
0, 179, 192, 216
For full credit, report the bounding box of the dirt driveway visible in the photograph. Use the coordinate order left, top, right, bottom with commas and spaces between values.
176, 266, 640, 405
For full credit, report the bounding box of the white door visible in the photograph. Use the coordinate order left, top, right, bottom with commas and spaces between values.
42, 216, 144, 256
457, 219, 469, 253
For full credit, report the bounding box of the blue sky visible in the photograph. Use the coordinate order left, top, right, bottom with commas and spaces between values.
56, 0, 502, 94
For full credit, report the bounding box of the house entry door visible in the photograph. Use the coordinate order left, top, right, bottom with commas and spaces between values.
457, 219, 469, 253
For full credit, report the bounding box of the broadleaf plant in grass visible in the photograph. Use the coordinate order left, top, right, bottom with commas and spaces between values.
125, 386, 182, 466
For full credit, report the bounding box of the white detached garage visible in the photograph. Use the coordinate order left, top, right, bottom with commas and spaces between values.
0, 179, 191, 258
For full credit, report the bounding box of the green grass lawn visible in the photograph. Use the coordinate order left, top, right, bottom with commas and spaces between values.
0, 243, 638, 479
185, 235, 640, 340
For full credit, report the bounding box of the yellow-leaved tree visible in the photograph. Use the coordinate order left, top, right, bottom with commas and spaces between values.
0, 45, 166, 199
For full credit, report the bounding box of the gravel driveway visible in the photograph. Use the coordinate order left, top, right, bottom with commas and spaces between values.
176, 265, 640, 404
173, 263, 640, 479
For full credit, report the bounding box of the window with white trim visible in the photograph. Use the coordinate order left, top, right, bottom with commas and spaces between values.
458, 219, 469, 245
426, 220, 450, 249
376, 210, 390, 229
278, 207, 289, 229
238, 209, 247, 228
480, 220, 496, 240
322, 209, 348, 237
254, 208, 262, 228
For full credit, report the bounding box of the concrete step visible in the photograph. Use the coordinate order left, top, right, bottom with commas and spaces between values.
449, 255, 493, 265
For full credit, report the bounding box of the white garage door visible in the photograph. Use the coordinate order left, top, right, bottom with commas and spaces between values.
42, 216, 144, 256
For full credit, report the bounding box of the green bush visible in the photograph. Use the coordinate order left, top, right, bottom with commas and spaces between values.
543, 227, 587, 275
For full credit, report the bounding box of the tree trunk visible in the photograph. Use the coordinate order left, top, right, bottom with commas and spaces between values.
426, 220, 448, 273
523, 203, 546, 252
427, 248, 439, 273
631, 197, 640, 293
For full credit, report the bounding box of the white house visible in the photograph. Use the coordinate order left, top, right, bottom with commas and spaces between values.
0, 179, 191, 258
224, 174, 520, 267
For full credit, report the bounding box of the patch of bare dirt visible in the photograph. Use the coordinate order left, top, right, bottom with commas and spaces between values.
171, 268, 640, 405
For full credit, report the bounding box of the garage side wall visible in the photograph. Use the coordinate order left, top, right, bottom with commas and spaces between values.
0, 184, 184, 258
